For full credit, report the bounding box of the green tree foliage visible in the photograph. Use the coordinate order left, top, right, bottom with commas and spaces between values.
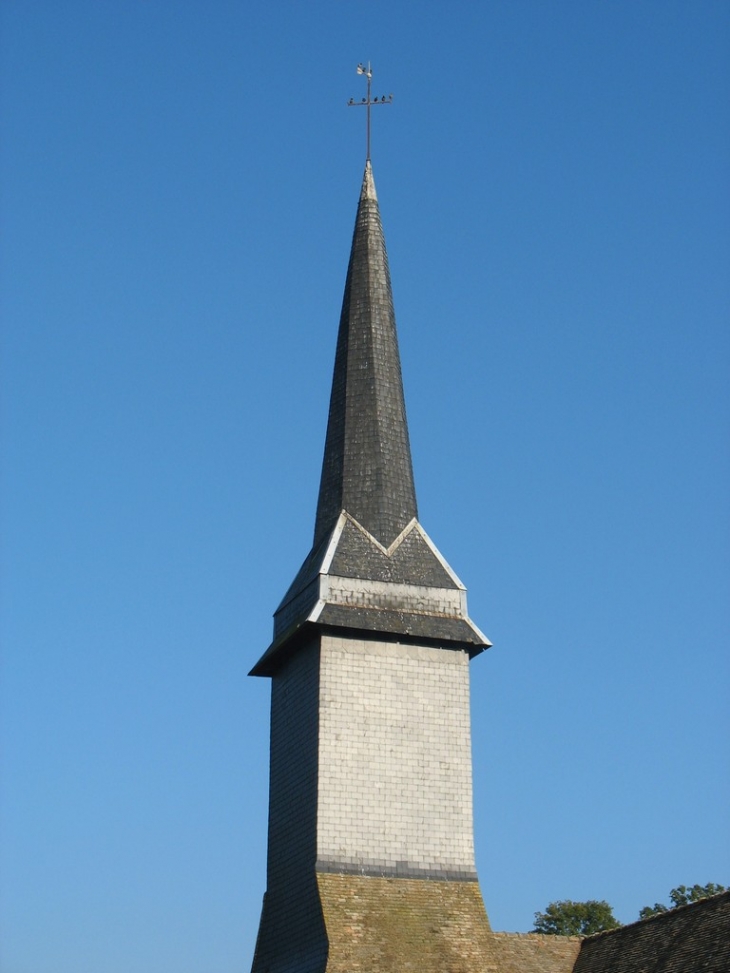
532, 900, 622, 936
639, 883, 727, 920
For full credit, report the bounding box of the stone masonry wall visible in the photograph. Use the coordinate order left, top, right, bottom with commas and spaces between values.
317, 872, 494, 973
316, 634, 476, 878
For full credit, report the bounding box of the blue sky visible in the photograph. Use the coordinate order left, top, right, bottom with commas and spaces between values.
2, 2, 729, 970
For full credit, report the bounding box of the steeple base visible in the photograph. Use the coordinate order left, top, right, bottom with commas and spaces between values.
251, 872, 495, 973
318, 872, 494, 972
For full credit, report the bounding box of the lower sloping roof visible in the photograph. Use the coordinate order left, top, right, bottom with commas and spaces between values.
490, 932, 581, 973
573, 890, 730, 973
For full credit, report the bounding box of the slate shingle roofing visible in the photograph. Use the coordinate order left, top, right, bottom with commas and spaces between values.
314, 160, 417, 549
250, 162, 489, 678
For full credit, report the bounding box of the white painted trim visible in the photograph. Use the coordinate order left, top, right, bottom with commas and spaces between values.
308, 599, 326, 623
320, 512, 348, 574
342, 512, 418, 555
464, 617, 492, 647
382, 517, 420, 555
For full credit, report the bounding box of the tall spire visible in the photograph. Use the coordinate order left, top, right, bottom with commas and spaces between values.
251, 160, 489, 678
314, 161, 418, 548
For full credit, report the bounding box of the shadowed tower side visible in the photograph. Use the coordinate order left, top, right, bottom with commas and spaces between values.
250, 153, 493, 973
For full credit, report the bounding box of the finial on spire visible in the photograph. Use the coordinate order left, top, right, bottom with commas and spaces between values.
347, 62, 393, 161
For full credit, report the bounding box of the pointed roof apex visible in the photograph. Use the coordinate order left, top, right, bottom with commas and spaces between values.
361, 159, 377, 200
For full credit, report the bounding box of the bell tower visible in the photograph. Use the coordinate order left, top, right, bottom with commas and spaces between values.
250, 146, 492, 973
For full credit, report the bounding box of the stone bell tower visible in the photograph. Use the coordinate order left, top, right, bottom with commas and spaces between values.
250, 159, 493, 973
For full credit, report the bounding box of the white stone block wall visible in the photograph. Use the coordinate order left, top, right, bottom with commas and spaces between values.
316, 634, 476, 878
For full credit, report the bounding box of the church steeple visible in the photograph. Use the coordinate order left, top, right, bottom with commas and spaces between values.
250, 162, 489, 678
314, 161, 417, 548
250, 92, 494, 970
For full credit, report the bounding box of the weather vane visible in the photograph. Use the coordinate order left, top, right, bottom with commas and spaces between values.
348, 62, 393, 161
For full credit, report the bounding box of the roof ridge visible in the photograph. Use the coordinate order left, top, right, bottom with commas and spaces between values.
584, 889, 730, 940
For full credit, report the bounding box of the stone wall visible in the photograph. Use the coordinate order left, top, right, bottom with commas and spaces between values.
317, 634, 476, 879
318, 872, 494, 973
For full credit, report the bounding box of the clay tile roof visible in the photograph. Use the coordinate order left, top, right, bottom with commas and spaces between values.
572, 890, 730, 973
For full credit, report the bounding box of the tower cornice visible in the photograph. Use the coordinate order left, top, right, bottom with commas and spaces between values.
250, 512, 490, 677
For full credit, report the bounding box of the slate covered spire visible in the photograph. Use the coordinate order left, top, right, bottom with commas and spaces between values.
314, 161, 417, 549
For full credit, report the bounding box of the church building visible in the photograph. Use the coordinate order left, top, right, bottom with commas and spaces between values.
248, 80, 729, 973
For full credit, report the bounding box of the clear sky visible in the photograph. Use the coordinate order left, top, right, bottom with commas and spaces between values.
2, 2, 728, 971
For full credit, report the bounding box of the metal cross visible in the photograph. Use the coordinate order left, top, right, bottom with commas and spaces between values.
348, 63, 393, 161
